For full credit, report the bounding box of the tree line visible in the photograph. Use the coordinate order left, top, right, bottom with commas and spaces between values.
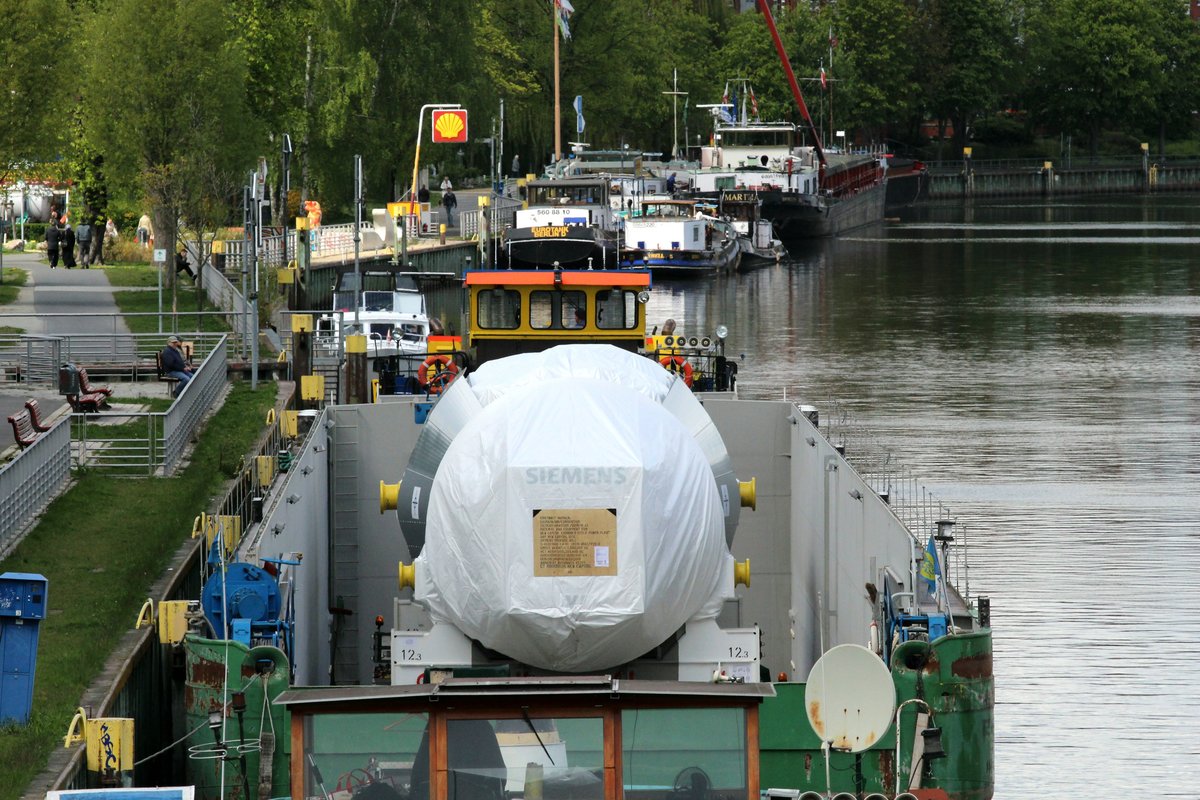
3, 0, 1197, 283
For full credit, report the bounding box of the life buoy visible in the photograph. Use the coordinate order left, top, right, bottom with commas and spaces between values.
417, 354, 459, 394
659, 355, 694, 387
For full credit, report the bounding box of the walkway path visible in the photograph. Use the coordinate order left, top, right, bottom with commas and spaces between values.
0, 252, 131, 446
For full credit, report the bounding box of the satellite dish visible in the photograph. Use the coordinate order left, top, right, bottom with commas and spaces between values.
804, 644, 895, 753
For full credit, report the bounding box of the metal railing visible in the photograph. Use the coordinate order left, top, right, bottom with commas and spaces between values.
71, 336, 228, 475
197, 260, 252, 357
0, 416, 71, 558
822, 399, 972, 603
0, 326, 230, 387
217, 232, 295, 273
459, 195, 522, 238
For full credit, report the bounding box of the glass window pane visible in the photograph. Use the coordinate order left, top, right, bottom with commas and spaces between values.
530, 291, 554, 330
561, 291, 586, 329
621, 708, 747, 800
447, 716, 605, 800
477, 289, 521, 330
597, 291, 638, 331
304, 712, 428, 800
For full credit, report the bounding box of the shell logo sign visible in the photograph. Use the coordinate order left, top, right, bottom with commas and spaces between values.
432, 110, 468, 143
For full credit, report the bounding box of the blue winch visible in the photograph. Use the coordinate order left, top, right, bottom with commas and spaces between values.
201, 562, 290, 652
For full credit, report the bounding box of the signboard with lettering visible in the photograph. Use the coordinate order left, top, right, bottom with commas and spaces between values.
531, 225, 570, 238
432, 109, 469, 143
532, 508, 618, 577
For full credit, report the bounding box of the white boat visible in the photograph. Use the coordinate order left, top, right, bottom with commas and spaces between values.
317, 270, 434, 360
619, 199, 741, 276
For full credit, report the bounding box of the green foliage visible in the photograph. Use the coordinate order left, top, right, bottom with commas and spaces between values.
1025, 0, 1166, 154
0, 0, 74, 179
80, 0, 258, 289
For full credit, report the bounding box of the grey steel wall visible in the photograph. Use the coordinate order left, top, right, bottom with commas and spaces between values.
0, 417, 70, 557
251, 415, 332, 686
705, 398, 918, 679
328, 400, 426, 684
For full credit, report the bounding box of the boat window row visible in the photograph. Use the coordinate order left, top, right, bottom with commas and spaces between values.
717, 129, 794, 148
477, 289, 640, 331
301, 707, 749, 800
531, 185, 607, 206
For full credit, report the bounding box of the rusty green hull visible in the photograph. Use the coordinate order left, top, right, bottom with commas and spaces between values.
183, 635, 292, 800
760, 630, 993, 799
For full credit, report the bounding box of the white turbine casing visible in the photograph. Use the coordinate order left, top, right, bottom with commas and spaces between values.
414, 346, 732, 672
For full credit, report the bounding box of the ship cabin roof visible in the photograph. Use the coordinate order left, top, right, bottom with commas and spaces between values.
465, 269, 651, 365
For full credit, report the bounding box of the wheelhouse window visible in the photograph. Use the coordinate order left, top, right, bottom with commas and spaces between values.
561, 291, 586, 329
530, 290, 586, 329
621, 708, 747, 800
530, 291, 554, 329
596, 290, 639, 330
302, 711, 428, 800
477, 289, 522, 330
444, 716, 605, 800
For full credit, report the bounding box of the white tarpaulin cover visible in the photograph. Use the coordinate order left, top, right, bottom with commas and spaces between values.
416, 346, 730, 672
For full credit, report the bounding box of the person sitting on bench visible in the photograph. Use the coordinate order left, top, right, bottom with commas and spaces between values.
161, 335, 194, 397
175, 250, 196, 280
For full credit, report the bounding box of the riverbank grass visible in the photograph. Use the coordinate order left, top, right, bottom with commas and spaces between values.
0, 381, 278, 800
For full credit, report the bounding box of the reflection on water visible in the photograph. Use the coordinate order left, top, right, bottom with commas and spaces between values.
647, 195, 1200, 798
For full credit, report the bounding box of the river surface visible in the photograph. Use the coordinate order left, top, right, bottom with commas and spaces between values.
646, 195, 1200, 799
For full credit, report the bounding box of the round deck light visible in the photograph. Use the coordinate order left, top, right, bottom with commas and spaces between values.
715, 325, 729, 340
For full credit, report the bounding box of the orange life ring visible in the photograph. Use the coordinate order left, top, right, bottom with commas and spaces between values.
417, 354, 459, 393
659, 355, 694, 387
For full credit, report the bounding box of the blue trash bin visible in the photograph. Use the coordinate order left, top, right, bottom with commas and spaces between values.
0, 572, 49, 725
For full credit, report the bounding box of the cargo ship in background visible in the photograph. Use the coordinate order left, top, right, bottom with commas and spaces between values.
87, 266, 997, 800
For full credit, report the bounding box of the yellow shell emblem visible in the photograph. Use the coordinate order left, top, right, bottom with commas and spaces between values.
434, 112, 465, 141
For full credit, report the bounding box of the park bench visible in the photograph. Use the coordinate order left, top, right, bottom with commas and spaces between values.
78, 368, 113, 398
7, 408, 39, 448
24, 399, 55, 433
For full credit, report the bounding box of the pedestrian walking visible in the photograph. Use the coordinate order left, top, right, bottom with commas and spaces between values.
442, 189, 457, 227
440, 176, 452, 193
511, 154, 520, 177
61, 222, 77, 269
99, 218, 118, 265
45, 218, 61, 268
76, 219, 94, 268
136, 213, 152, 248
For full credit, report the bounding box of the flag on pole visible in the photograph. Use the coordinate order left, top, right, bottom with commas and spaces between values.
820, 68, 827, 90
574, 94, 585, 134
720, 80, 732, 122
556, 0, 574, 40
749, 86, 759, 119
920, 535, 942, 596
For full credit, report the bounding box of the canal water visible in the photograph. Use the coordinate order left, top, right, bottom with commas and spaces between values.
647, 195, 1199, 799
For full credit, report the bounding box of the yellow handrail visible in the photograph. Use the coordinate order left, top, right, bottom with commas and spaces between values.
134, 598, 155, 629
63, 707, 87, 748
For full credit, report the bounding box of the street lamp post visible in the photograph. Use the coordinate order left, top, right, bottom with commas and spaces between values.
0, 198, 13, 285
409, 103, 462, 206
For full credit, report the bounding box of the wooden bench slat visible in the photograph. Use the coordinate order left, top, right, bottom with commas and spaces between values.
7, 409, 38, 448
24, 399, 53, 433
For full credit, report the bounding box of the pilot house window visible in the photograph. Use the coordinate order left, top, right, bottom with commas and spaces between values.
477, 289, 522, 330
596, 290, 639, 330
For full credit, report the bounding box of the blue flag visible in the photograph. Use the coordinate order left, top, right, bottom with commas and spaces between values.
920, 535, 941, 594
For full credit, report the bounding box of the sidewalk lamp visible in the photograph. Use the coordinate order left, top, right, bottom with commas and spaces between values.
0, 197, 14, 285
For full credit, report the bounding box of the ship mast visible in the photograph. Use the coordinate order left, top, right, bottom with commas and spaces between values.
756, 0, 827, 169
